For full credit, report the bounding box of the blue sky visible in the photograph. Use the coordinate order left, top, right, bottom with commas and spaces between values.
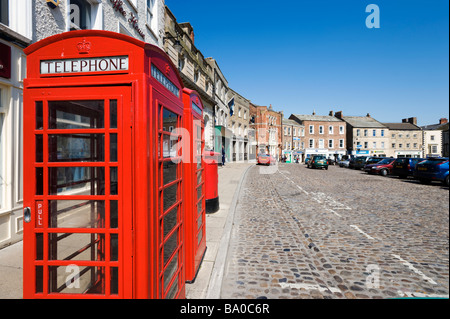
166, 0, 449, 126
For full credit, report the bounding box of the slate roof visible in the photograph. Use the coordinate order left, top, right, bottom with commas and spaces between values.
282, 118, 303, 126
382, 122, 421, 130
342, 116, 387, 128
290, 114, 343, 122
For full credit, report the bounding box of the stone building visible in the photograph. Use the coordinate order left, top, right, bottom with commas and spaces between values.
383, 118, 423, 158
164, 7, 216, 150
290, 112, 346, 161
421, 118, 447, 158
282, 118, 305, 163
0, 0, 165, 249
228, 88, 251, 162
335, 112, 389, 158
250, 104, 283, 159
206, 57, 232, 161
35, 0, 165, 45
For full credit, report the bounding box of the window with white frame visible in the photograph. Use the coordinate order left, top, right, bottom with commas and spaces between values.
319, 139, 324, 148
70, 0, 102, 31
147, 0, 156, 26
309, 139, 314, 148
339, 139, 344, 148
319, 126, 324, 134
329, 126, 333, 134
328, 139, 333, 148
309, 125, 314, 134
340, 126, 344, 134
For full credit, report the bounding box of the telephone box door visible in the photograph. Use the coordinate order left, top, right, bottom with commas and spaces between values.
23, 86, 133, 299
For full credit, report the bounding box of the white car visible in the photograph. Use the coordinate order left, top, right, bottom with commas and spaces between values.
338, 160, 350, 168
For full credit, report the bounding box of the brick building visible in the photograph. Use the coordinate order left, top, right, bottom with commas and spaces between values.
282, 118, 305, 163
250, 104, 283, 159
290, 112, 347, 161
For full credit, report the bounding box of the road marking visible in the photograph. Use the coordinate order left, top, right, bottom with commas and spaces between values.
397, 291, 448, 299
279, 282, 341, 294
325, 208, 342, 218
392, 254, 438, 285
350, 225, 376, 240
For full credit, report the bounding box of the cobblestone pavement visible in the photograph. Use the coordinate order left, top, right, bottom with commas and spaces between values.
221, 164, 449, 299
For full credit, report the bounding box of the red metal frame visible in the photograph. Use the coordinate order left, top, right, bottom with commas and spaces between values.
23, 30, 186, 299
182, 89, 206, 283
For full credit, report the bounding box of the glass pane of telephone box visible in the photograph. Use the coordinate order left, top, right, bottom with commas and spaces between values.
48, 200, 105, 228
49, 233, 105, 261
48, 134, 105, 162
48, 265, 106, 295
48, 101, 104, 130
48, 167, 105, 195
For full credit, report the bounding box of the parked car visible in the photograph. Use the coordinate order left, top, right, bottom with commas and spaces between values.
257, 154, 276, 166
305, 157, 311, 165
365, 157, 385, 166
338, 159, 350, 168
364, 158, 396, 176
353, 156, 371, 170
348, 157, 358, 169
308, 155, 329, 170
392, 157, 426, 179
414, 158, 449, 186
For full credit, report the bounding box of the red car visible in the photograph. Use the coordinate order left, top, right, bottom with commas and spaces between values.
257, 154, 276, 166
364, 158, 396, 176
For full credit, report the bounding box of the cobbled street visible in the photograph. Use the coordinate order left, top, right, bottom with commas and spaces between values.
221, 164, 449, 299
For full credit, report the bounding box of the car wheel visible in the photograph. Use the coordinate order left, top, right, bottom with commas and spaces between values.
380, 169, 388, 176
445, 175, 449, 187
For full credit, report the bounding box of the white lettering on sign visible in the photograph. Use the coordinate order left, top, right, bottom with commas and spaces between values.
40, 56, 129, 75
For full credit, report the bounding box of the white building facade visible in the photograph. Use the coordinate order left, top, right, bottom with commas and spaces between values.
0, 0, 165, 249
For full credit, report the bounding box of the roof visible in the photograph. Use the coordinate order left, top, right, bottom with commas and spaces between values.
421, 123, 447, 130
382, 122, 421, 131
342, 116, 387, 128
290, 114, 343, 123
283, 118, 303, 126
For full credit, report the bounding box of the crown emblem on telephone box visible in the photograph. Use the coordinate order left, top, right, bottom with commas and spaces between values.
77, 39, 92, 54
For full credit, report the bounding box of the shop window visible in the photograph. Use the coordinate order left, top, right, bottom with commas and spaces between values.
0, 0, 8, 26
0, 112, 4, 209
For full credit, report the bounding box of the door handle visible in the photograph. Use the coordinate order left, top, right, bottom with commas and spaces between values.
24, 207, 32, 223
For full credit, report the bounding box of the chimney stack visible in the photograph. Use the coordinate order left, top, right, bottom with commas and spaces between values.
329, 111, 334, 116
366, 113, 371, 118
335, 111, 343, 119
440, 118, 448, 125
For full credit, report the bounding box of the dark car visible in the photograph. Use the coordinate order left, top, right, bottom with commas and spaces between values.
364, 158, 396, 176
414, 158, 449, 186
308, 155, 329, 170
348, 157, 357, 169
353, 156, 371, 170
392, 157, 426, 179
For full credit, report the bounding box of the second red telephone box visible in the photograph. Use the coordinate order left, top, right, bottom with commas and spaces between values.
23, 30, 186, 299
182, 89, 207, 283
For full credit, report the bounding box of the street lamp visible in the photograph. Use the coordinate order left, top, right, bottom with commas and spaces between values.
163, 33, 183, 54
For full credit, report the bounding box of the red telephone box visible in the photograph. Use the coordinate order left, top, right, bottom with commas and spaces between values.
182, 89, 206, 283
23, 30, 186, 299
